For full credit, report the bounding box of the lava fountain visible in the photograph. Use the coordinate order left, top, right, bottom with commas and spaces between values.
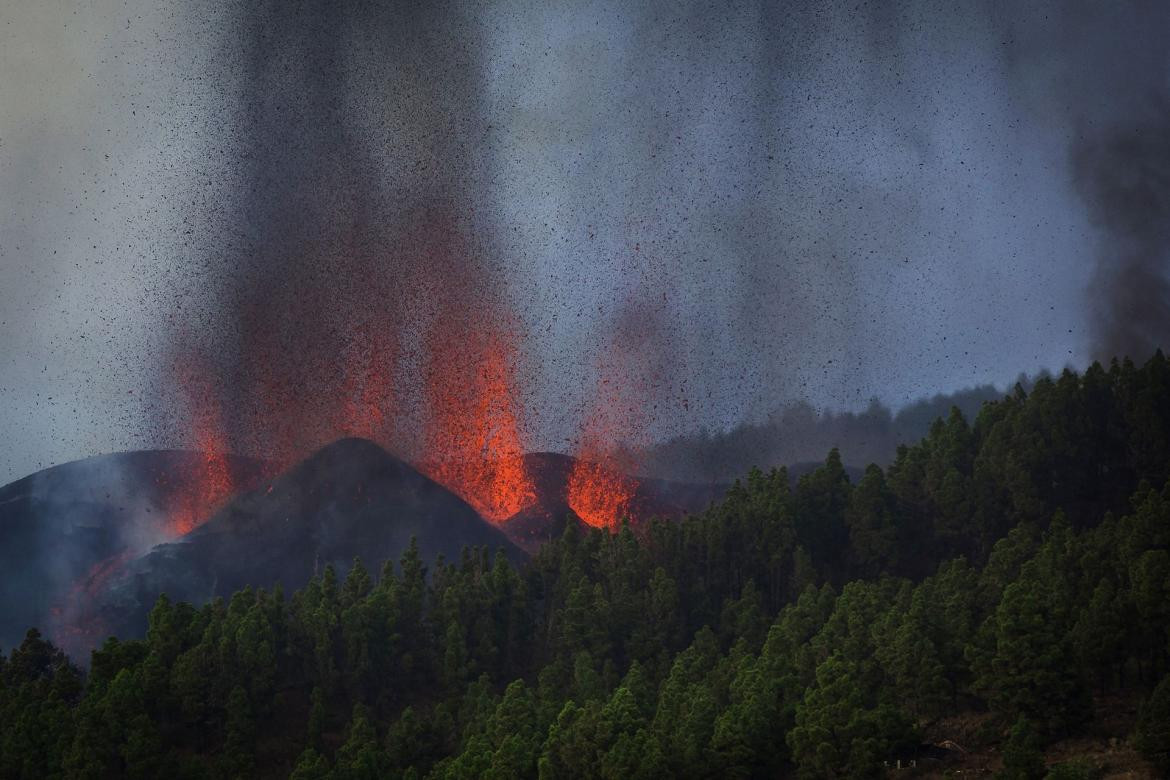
565, 289, 679, 529
566, 385, 640, 530
167, 352, 239, 536
566, 363, 642, 529
420, 326, 536, 523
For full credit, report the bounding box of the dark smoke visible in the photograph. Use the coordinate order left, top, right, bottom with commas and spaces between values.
1073, 119, 1170, 362
156, 0, 1170, 470
165, 0, 504, 462
996, 0, 1170, 362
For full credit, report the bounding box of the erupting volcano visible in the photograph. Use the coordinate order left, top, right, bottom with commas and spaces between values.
148, 1, 682, 540
169, 302, 650, 533
163, 281, 679, 538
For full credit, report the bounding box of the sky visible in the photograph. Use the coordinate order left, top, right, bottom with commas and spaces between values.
0, 0, 1166, 483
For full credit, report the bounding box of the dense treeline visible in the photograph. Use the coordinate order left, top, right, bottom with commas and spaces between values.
3, 355, 1170, 778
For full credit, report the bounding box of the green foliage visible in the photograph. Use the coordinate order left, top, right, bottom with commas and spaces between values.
1134, 674, 1170, 774
290, 747, 331, 780
335, 703, 390, 779
1000, 715, 1046, 780
2, 355, 1170, 776
971, 566, 1090, 734
787, 653, 915, 779
846, 464, 904, 578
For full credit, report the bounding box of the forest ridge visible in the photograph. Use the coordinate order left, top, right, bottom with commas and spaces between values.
3, 354, 1170, 778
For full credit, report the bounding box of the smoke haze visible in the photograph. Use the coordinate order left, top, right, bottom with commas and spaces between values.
2, 0, 1168, 482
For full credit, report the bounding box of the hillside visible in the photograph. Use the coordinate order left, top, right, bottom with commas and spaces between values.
2, 355, 1170, 778
78, 438, 523, 643
0, 449, 273, 652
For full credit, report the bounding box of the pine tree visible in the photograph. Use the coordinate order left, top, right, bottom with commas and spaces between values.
793, 448, 852, 574
1134, 674, 1170, 774
289, 747, 332, 780
222, 685, 255, 777
335, 703, 390, 779
342, 558, 373, 607
787, 652, 915, 779
1000, 715, 1046, 780
846, 464, 902, 578
972, 571, 1089, 734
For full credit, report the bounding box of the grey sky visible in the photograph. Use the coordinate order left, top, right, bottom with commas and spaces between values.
1, 0, 1162, 483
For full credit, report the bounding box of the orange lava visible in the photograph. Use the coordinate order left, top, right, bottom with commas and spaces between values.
171, 353, 238, 536
566, 456, 638, 529
565, 294, 667, 529
566, 374, 641, 529
420, 327, 536, 523
169, 439, 235, 535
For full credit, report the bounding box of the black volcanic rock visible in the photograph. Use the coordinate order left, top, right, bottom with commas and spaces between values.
92, 438, 523, 641
502, 504, 592, 554
0, 450, 271, 652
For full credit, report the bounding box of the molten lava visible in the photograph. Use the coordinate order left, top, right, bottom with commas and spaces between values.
566, 376, 641, 529
566, 456, 638, 529
170, 353, 238, 536
420, 328, 536, 523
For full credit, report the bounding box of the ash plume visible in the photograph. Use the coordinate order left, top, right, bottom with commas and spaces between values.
92, 0, 1170, 481
164, 0, 507, 463
1073, 119, 1170, 363
995, 0, 1170, 363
